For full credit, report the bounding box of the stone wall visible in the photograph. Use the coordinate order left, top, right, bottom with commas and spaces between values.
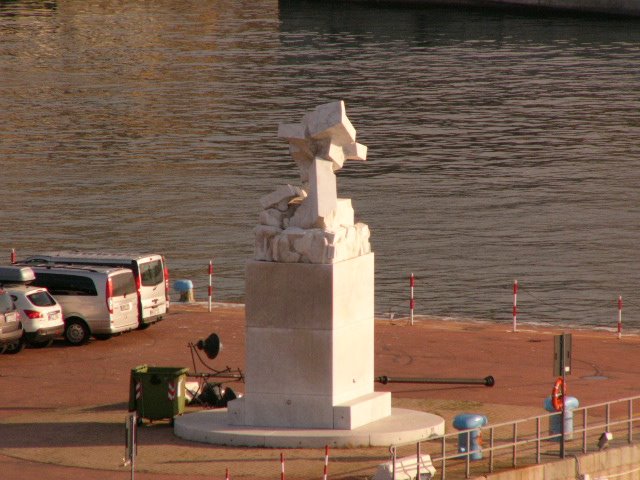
473, 444, 640, 480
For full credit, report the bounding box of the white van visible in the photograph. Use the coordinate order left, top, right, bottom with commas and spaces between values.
21, 252, 169, 329
26, 264, 139, 345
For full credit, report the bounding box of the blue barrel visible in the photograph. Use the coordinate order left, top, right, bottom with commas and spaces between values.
544, 396, 579, 441
453, 414, 488, 460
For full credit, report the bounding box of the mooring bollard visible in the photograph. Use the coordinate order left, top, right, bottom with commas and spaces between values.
173, 279, 194, 302
453, 413, 488, 460
544, 396, 579, 441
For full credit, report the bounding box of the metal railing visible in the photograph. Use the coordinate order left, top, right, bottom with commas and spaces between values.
389, 395, 640, 480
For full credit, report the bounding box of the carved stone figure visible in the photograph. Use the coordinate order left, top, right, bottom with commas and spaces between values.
254, 100, 371, 264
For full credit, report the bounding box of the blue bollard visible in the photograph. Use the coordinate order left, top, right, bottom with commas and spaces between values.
544, 396, 579, 441
173, 279, 194, 302
453, 413, 488, 460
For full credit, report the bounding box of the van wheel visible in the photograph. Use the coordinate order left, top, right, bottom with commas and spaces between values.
65, 318, 90, 346
6, 339, 25, 354
0, 344, 6, 354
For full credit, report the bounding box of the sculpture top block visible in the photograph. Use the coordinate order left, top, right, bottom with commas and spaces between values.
277, 100, 367, 182
254, 101, 372, 264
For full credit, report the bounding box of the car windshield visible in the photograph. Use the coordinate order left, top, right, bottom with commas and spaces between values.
27, 290, 57, 307
0, 292, 15, 314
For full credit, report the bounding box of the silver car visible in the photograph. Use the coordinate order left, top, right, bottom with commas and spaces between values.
8, 284, 64, 348
0, 288, 23, 354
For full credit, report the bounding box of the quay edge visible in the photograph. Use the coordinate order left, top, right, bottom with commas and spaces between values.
313, 0, 640, 17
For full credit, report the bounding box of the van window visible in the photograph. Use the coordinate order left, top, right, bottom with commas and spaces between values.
112, 272, 137, 296
33, 273, 98, 296
140, 260, 163, 287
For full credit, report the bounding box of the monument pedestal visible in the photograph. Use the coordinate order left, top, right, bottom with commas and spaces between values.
228, 253, 391, 429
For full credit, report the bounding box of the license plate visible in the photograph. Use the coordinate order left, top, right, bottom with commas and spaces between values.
48, 312, 59, 321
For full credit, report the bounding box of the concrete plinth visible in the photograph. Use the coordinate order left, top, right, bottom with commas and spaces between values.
174, 407, 445, 448
228, 253, 390, 429
174, 252, 445, 447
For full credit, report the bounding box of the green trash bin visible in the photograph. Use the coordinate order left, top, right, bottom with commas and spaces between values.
129, 365, 189, 422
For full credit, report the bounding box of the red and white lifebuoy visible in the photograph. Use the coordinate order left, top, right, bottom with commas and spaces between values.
551, 377, 566, 412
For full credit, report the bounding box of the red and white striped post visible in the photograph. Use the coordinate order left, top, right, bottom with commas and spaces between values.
618, 295, 623, 340
280, 452, 285, 480
323, 445, 329, 480
512, 280, 518, 332
410, 273, 415, 326
208, 260, 213, 313
10, 248, 16, 264
225, 467, 230, 480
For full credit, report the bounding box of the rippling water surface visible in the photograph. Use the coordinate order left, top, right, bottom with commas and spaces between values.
2, 0, 640, 330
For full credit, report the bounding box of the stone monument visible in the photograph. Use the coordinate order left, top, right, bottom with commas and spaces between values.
227, 100, 390, 429
174, 101, 444, 447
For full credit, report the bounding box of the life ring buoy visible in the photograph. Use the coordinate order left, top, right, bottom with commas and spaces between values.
551, 377, 566, 411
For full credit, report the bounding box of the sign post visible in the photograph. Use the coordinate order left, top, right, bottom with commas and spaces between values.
125, 411, 138, 480
553, 333, 572, 458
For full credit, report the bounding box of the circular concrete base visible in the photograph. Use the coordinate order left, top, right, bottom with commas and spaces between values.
174, 408, 445, 448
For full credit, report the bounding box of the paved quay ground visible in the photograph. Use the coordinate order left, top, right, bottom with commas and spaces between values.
1, 303, 639, 479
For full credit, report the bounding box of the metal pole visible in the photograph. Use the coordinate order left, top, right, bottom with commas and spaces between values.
465, 431, 471, 478
390, 446, 396, 480
416, 441, 420, 480
323, 445, 329, 480
441, 435, 446, 480
376, 375, 494, 386
410, 273, 415, 326
131, 412, 135, 480
125, 411, 137, 480
512, 423, 518, 467
618, 295, 623, 339
583, 408, 588, 454
490, 427, 495, 472
208, 260, 213, 313
536, 417, 541, 464
629, 399, 633, 444
560, 371, 566, 459
513, 279, 518, 332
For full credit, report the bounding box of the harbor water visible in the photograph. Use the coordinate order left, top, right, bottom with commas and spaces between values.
1, 0, 640, 330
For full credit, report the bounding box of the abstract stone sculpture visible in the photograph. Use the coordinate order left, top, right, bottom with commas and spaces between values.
255, 100, 371, 264
173, 101, 445, 445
